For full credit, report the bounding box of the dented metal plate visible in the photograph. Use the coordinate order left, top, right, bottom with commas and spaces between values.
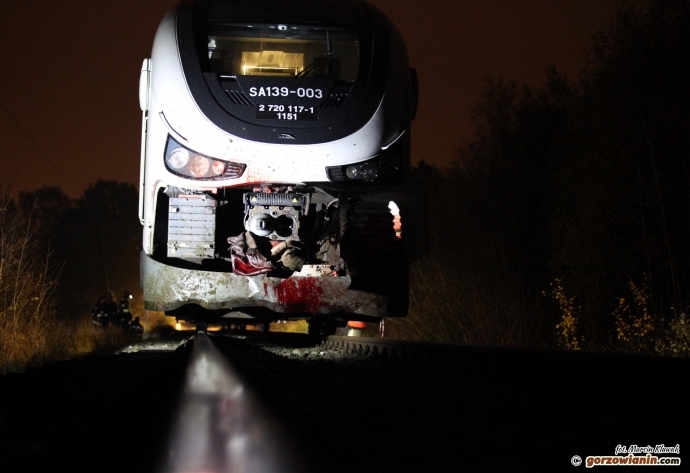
141, 252, 389, 317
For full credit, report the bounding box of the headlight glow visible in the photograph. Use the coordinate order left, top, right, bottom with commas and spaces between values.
346, 162, 378, 182
211, 160, 226, 175
187, 155, 211, 177
168, 148, 189, 169
164, 136, 246, 180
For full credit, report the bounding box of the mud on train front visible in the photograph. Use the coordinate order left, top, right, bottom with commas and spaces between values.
138, 0, 427, 329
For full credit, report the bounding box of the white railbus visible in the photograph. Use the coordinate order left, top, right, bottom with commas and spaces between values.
138, 0, 426, 332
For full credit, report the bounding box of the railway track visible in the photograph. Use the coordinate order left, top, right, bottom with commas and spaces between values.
1, 331, 687, 472
322, 334, 472, 360
161, 332, 302, 473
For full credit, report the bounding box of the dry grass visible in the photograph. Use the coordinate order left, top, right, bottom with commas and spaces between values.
1, 193, 59, 372
1, 315, 139, 374
49, 318, 133, 358
0, 192, 136, 373
385, 246, 548, 347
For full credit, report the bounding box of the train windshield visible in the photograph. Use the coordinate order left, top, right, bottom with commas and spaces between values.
207, 23, 360, 80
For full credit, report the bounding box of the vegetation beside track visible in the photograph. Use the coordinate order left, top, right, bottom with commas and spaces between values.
388, 1, 690, 356
0, 191, 135, 373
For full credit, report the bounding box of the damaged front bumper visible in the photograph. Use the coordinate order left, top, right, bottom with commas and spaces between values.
141, 252, 390, 318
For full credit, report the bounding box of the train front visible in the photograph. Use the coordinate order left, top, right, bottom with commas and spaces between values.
138, 0, 426, 329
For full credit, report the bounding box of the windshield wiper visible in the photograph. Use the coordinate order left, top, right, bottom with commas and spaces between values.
295, 30, 333, 78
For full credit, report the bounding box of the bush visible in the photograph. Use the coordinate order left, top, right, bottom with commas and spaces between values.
0, 192, 61, 372
0, 191, 134, 373
655, 313, 690, 356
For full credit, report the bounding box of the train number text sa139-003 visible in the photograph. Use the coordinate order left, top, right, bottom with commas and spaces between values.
248, 86, 324, 98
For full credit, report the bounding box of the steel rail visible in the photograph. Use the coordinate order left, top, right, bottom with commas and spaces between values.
159, 332, 300, 473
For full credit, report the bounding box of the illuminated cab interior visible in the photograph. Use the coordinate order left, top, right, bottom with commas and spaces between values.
207, 23, 360, 80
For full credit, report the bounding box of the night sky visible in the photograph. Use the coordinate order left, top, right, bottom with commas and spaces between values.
0, 0, 648, 197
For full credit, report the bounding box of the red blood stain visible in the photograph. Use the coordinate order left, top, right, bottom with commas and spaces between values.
274, 278, 324, 313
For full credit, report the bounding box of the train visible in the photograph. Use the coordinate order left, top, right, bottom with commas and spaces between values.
138, 0, 427, 333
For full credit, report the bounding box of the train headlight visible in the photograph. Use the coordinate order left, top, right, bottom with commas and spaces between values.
168, 148, 190, 169
327, 152, 400, 184
345, 162, 379, 182
187, 155, 210, 177
164, 136, 246, 180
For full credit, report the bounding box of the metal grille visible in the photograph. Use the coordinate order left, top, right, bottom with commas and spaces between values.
167, 195, 216, 260
326, 167, 346, 181
223, 162, 247, 179
320, 93, 347, 108
226, 90, 253, 105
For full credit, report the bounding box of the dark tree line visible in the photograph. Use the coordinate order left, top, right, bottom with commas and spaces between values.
412, 0, 690, 350
15, 181, 141, 318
